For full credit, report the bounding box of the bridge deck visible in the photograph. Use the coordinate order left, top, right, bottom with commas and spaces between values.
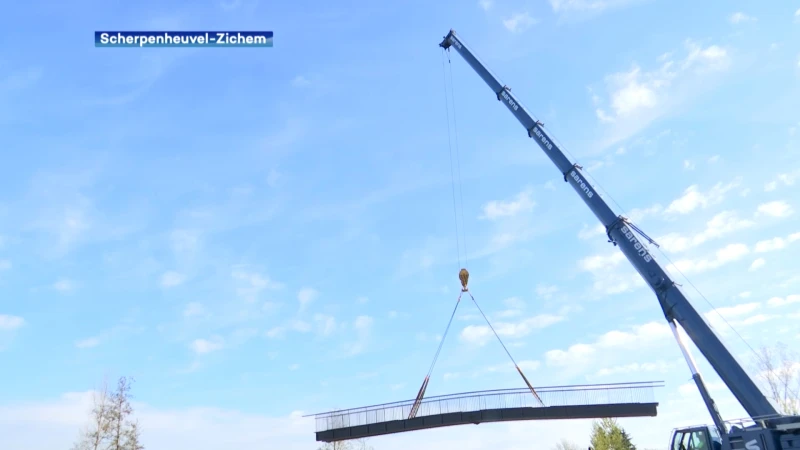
310, 381, 662, 442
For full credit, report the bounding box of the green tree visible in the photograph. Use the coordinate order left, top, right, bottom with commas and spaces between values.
590, 418, 636, 450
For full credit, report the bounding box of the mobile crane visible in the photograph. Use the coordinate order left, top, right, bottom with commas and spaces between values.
438, 29, 800, 450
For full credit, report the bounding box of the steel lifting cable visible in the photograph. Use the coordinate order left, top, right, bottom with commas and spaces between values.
446, 50, 469, 269
441, 48, 463, 269
408, 292, 463, 419
464, 289, 545, 406
410, 56, 473, 420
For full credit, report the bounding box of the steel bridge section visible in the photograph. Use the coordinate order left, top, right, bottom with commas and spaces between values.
310, 381, 663, 442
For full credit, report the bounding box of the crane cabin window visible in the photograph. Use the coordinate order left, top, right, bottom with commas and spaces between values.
672, 428, 713, 450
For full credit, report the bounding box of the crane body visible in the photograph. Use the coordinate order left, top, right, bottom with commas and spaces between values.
438, 29, 800, 450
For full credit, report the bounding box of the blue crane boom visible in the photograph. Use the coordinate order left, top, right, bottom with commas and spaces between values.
439, 29, 800, 450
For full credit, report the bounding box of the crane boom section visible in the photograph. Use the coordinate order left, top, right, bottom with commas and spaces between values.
439, 29, 779, 421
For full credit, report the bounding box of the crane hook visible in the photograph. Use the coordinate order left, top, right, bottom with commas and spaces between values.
459, 268, 469, 292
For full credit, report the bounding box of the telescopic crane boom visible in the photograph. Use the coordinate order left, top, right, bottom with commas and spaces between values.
438, 29, 800, 450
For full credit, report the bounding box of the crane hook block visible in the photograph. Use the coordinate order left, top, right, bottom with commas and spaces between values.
459, 268, 469, 292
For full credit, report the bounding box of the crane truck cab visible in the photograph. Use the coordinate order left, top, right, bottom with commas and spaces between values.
672, 426, 723, 450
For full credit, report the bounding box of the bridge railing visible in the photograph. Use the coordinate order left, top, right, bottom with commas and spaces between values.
310, 381, 664, 433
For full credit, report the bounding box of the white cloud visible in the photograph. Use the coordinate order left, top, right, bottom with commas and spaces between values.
795, 8, 800, 22
0, 392, 313, 450
502, 12, 538, 33
594, 359, 676, 377
578, 251, 644, 295
764, 170, 799, 192
704, 300, 783, 331
313, 314, 337, 336
545, 321, 672, 370
297, 287, 317, 310
754, 237, 786, 253
53, 278, 74, 292
343, 315, 374, 356
665, 180, 739, 215
0, 314, 24, 331
766, 294, 800, 307
75, 337, 100, 349
683, 160, 695, 170
729, 12, 756, 24
232, 268, 282, 302
266, 169, 281, 188
578, 223, 604, 240
548, 0, 638, 14
478, 0, 493, 10
160, 271, 186, 288
0, 260, 10, 270
265, 320, 311, 339
290, 75, 309, 87
657, 210, 754, 253
627, 204, 663, 222
504, 297, 525, 309
480, 188, 535, 220
749, 258, 765, 271
170, 229, 200, 254
535, 284, 558, 299
183, 302, 206, 318
756, 200, 793, 218
593, 39, 731, 150
708, 155, 720, 163
666, 243, 749, 275
459, 314, 563, 345
709, 302, 760, 318
190, 337, 224, 354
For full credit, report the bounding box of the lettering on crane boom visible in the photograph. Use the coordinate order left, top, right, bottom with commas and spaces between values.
569, 170, 594, 199
532, 126, 553, 151
449, 36, 463, 50
500, 90, 519, 112
620, 224, 653, 263
744, 440, 760, 450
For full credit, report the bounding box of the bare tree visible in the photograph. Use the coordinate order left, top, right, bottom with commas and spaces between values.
753, 342, 800, 415
123, 421, 144, 450
107, 377, 134, 450
352, 438, 374, 450
71, 379, 111, 450
553, 439, 581, 450
315, 412, 373, 450
72, 376, 143, 450
317, 438, 373, 450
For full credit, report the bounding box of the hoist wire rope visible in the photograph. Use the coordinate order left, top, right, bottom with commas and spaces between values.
441, 48, 463, 269
446, 52, 469, 268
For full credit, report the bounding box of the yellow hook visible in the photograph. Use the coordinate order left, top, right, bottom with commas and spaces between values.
459, 268, 469, 292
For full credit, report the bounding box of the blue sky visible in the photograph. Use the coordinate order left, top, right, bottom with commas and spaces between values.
1, 0, 799, 448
